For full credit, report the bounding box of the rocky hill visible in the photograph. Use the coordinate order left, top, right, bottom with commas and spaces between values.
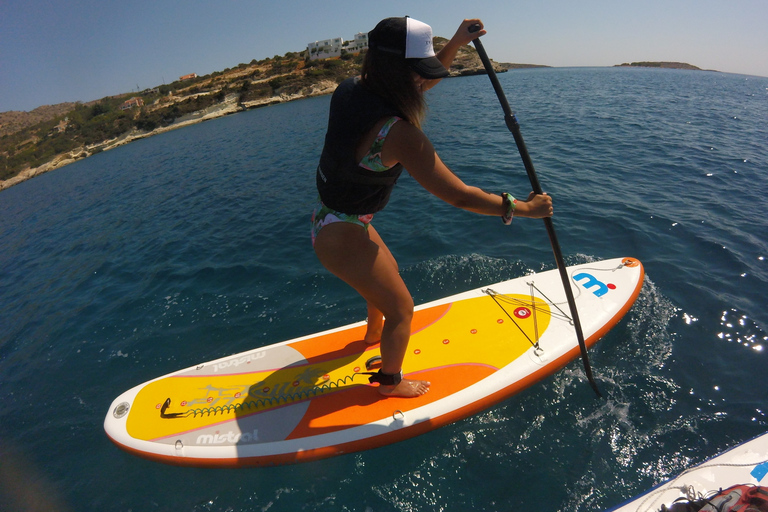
0, 39, 528, 191
0, 103, 79, 138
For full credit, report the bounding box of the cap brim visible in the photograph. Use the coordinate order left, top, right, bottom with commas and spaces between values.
408, 57, 450, 79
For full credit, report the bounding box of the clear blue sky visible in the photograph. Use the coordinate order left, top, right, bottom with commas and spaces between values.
2, 0, 766, 112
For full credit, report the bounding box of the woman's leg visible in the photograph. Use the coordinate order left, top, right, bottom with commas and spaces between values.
313, 222, 429, 398
364, 302, 384, 344
362, 224, 398, 344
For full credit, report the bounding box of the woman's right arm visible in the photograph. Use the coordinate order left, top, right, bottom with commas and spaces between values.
420, 19, 487, 91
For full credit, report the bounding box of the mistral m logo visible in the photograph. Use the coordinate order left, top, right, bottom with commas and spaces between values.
573, 272, 615, 298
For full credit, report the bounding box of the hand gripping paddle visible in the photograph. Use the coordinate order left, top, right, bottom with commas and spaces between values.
468, 24, 602, 398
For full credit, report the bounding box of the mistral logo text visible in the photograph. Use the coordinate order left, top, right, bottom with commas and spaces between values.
212, 351, 266, 373
196, 429, 259, 445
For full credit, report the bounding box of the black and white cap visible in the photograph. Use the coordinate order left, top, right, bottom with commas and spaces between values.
368, 17, 449, 79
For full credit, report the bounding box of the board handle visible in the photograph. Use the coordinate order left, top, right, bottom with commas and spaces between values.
160, 398, 185, 418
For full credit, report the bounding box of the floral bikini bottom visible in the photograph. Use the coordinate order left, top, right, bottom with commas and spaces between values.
310, 202, 373, 247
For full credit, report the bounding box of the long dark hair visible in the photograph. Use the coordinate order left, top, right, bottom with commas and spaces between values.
360, 50, 426, 129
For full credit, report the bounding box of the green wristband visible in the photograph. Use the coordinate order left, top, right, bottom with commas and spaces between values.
501, 192, 516, 225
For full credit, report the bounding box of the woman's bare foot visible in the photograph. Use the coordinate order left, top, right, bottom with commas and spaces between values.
377, 378, 430, 398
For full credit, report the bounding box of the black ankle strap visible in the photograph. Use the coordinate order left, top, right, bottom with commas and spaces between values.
366, 369, 403, 386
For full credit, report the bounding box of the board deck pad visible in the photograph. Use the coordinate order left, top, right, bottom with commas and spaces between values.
105, 257, 644, 467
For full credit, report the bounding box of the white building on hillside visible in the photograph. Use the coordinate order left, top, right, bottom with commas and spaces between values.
307, 31, 368, 61
308, 37, 343, 60
345, 32, 369, 53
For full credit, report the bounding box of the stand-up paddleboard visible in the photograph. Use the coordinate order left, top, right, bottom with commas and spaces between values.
104, 257, 643, 467
606, 432, 768, 511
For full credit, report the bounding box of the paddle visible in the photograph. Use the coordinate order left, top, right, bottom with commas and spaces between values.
468, 25, 603, 398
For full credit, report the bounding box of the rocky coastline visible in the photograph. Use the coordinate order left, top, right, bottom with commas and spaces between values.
0, 42, 527, 192
2, 51, 711, 194
0, 81, 341, 191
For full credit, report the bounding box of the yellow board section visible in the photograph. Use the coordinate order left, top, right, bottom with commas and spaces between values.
126, 293, 551, 441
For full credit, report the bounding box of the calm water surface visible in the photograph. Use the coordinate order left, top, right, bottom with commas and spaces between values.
1, 67, 766, 511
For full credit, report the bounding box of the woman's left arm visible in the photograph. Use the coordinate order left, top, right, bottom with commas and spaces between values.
383, 121, 552, 219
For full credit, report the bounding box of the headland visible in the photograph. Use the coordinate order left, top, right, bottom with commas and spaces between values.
1, 38, 537, 191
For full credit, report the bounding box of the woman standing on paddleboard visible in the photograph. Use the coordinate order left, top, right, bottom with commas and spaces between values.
312, 17, 553, 398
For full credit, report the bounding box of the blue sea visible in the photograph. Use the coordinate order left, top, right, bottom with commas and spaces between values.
1, 67, 766, 512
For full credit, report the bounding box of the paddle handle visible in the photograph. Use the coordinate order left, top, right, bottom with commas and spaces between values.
468, 25, 602, 398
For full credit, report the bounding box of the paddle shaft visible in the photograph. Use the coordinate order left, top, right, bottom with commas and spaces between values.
469, 29, 602, 398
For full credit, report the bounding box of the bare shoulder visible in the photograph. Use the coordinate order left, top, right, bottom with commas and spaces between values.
387, 120, 428, 147
382, 120, 435, 169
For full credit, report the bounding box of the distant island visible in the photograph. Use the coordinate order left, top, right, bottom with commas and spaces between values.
615, 61, 703, 71
1, 37, 544, 191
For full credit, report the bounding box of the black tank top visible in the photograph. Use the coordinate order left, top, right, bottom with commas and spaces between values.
316, 77, 404, 214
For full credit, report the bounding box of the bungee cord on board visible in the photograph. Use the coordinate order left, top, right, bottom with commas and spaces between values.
484, 284, 572, 350
159, 373, 365, 419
